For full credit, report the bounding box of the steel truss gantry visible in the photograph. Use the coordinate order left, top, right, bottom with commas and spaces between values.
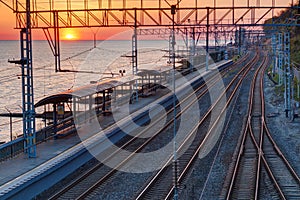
272, 29, 293, 119
284, 32, 292, 118
270, 30, 292, 118
5, 1, 298, 73
20, 26, 36, 158
9, 4, 299, 28
272, 30, 293, 119
8, 0, 36, 157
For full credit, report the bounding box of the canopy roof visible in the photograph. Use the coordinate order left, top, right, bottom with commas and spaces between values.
35, 76, 136, 108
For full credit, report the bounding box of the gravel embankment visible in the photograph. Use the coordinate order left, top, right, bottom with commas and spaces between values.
261, 74, 300, 198
263, 75, 300, 173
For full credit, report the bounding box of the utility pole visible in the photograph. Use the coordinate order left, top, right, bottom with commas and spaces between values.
171, 4, 178, 200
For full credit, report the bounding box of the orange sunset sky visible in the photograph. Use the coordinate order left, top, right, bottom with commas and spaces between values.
0, 0, 294, 40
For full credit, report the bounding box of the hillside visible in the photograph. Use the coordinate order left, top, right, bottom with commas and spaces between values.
263, 5, 300, 67
263, 5, 300, 102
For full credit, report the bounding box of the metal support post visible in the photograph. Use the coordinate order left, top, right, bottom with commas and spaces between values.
4, 107, 13, 157
102, 91, 106, 112
132, 9, 138, 102
54, 11, 61, 72
53, 103, 57, 135
190, 27, 195, 70
277, 32, 283, 85
184, 28, 188, 59
171, 5, 178, 200
168, 34, 173, 64
214, 26, 218, 50
191, 27, 195, 56
9, 110, 13, 156
4, 107, 13, 142
206, 7, 209, 71
132, 32, 137, 75
158, 0, 162, 24
224, 28, 228, 60
271, 33, 276, 74
272, 0, 275, 19
42, 27, 61, 72
9, 112, 12, 142
20, 0, 36, 157
89, 95, 93, 122
238, 27, 242, 55
232, 0, 235, 24
284, 32, 291, 118
93, 33, 96, 48
140, 0, 144, 24
73, 97, 77, 118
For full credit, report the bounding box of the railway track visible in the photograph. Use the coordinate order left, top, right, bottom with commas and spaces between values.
48, 54, 253, 199
225, 53, 267, 199
262, 122, 300, 199
135, 51, 261, 200
225, 51, 300, 199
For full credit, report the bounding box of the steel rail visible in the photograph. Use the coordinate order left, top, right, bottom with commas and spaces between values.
73, 59, 249, 199
249, 55, 287, 199
263, 123, 300, 184
165, 61, 259, 200
136, 51, 260, 200
225, 52, 296, 199
74, 57, 252, 199
225, 51, 267, 199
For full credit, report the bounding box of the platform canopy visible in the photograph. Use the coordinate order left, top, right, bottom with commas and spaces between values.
35, 77, 136, 108
35, 93, 73, 108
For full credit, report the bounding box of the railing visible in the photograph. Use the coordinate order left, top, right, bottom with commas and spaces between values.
0, 116, 76, 161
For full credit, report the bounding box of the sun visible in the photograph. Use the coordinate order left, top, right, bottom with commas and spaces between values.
65, 33, 75, 40
62, 29, 79, 40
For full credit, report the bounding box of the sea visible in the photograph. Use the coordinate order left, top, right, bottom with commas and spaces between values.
0, 38, 184, 142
